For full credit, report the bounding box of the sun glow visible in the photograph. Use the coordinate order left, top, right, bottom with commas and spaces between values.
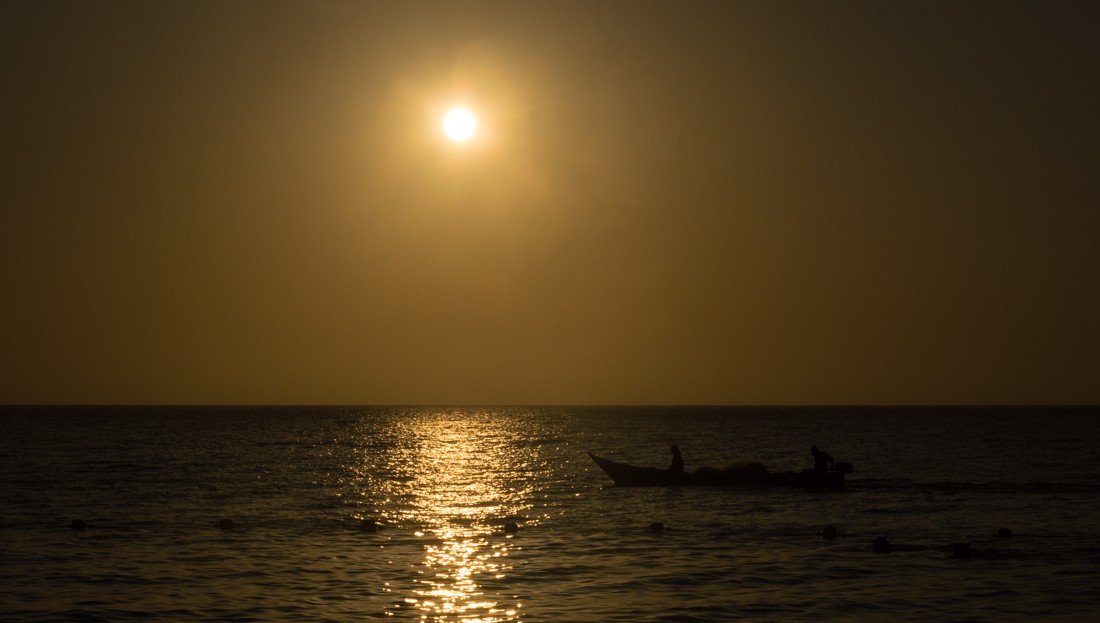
443, 108, 477, 141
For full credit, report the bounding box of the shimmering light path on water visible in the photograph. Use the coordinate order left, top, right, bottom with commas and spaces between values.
374, 411, 532, 620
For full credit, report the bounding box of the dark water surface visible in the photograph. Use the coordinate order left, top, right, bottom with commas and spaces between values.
2, 406, 1098, 621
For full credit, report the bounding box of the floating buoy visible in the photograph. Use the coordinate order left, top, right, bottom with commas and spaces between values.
504, 522, 519, 534
218, 519, 235, 531
872, 537, 892, 553
822, 525, 838, 541
648, 521, 665, 533
360, 519, 380, 533
70, 519, 86, 532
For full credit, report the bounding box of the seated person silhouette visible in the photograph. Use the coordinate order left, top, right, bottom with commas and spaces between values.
811, 445, 834, 473
668, 445, 684, 474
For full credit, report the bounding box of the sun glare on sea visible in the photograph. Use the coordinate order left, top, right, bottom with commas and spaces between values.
376, 412, 529, 622
443, 108, 477, 142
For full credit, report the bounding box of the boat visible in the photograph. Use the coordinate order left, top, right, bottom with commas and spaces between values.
588, 451, 849, 491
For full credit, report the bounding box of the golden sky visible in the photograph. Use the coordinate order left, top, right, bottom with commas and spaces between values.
2, 1, 1098, 405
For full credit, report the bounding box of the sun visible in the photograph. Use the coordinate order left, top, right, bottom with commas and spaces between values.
442, 108, 477, 142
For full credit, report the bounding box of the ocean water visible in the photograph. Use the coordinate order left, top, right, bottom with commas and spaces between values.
1, 405, 1098, 622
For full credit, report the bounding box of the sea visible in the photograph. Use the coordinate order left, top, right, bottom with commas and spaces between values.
1, 405, 1098, 622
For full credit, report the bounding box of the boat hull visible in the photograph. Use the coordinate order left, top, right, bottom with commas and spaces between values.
588, 452, 845, 490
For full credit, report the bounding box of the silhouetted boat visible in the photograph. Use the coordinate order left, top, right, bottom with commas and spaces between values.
588, 451, 848, 490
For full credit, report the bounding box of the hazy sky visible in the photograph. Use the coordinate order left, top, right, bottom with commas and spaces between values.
3, 1, 1098, 405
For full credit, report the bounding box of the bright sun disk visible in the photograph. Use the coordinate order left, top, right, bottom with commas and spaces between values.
443, 108, 477, 142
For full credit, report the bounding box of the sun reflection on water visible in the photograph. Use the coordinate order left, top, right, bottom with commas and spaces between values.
409, 528, 520, 621
376, 410, 535, 621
